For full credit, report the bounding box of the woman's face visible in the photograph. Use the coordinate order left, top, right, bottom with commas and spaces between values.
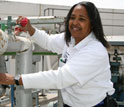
69, 5, 91, 44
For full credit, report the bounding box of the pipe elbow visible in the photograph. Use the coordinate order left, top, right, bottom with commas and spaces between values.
0, 29, 8, 55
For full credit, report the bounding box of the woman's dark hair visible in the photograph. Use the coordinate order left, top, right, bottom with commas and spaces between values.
65, 1, 109, 48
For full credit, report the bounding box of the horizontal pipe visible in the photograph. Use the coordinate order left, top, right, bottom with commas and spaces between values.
0, 29, 57, 55
6, 36, 32, 52
0, 16, 65, 25
0, 29, 33, 54
3, 52, 57, 56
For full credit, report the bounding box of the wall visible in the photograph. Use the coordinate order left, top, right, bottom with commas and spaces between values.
0, 1, 124, 36
0, 1, 41, 18
99, 8, 124, 36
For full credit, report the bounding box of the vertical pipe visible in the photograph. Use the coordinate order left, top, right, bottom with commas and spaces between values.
35, 92, 39, 107
7, 16, 12, 35
6, 17, 15, 107
58, 56, 63, 107
11, 85, 14, 107
32, 57, 39, 107
41, 56, 46, 96
48, 8, 50, 16
52, 9, 54, 16
44, 9, 46, 16
57, 90, 63, 107
15, 47, 33, 107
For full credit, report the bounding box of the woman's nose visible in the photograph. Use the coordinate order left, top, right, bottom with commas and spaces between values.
73, 19, 79, 25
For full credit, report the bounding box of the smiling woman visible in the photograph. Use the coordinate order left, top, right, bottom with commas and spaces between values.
0, 1, 117, 107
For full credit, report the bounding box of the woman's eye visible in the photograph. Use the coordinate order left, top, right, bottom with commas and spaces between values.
80, 18, 85, 21
70, 17, 75, 20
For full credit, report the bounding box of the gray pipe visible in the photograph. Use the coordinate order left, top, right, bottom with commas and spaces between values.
15, 47, 33, 107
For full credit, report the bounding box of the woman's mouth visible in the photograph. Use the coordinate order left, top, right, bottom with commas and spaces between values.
71, 26, 81, 31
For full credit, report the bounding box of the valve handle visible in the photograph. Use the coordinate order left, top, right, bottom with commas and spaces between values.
14, 17, 28, 36
20, 18, 28, 27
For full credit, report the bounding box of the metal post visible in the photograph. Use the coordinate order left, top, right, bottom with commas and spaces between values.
35, 91, 39, 107
41, 56, 46, 96
15, 47, 33, 107
57, 90, 63, 107
58, 55, 63, 107
10, 85, 14, 107
7, 16, 12, 35
32, 55, 41, 107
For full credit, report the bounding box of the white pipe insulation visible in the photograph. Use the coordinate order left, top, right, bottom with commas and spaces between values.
0, 29, 33, 107
0, 30, 8, 55
0, 29, 32, 54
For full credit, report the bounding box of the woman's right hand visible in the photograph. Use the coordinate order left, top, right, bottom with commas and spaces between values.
16, 16, 35, 36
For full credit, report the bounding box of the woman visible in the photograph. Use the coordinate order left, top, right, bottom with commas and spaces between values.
0, 1, 115, 107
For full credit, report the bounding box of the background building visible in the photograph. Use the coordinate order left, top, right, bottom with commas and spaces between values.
0, 1, 124, 36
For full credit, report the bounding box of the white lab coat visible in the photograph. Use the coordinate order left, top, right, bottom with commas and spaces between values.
22, 29, 115, 107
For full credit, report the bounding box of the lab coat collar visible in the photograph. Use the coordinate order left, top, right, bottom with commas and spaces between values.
69, 32, 95, 50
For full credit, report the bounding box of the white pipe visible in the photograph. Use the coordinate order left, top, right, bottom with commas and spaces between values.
0, 30, 8, 55
15, 47, 33, 107
0, 29, 32, 53
46, 56, 52, 70
0, 30, 33, 107
7, 35, 32, 53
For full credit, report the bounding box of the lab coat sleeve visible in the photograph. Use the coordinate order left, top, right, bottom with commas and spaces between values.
22, 67, 78, 89
22, 45, 110, 89
31, 28, 65, 54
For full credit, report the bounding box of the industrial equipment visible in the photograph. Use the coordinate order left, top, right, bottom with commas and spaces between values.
0, 16, 63, 107
107, 36, 124, 107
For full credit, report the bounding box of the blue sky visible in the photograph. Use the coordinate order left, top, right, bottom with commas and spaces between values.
5, 0, 124, 9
